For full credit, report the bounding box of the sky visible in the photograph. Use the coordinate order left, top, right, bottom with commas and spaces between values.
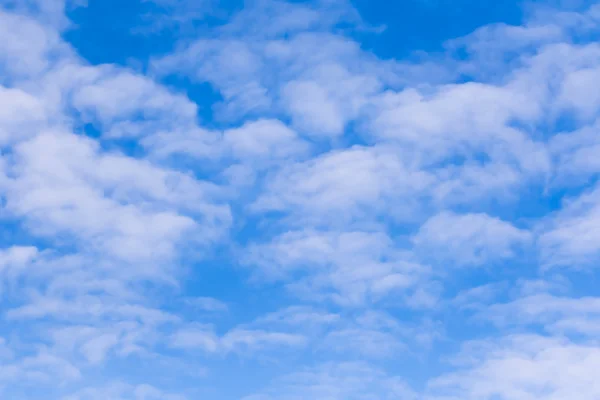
1, 0, 600, 399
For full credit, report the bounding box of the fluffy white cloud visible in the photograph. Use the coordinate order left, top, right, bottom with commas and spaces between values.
0, 8, 69, 78
539, 183, 600, 268
69, 66, 199, 138
151, 0, 387, 131
428, 334, 600, 400
223, 119, 309, 161
244, 229, 430, 306
550, 120, 600, 186
428, 284, 600, 400
413, 212, 532, 267
251, 146, 433, 225
6, 130, 230, 264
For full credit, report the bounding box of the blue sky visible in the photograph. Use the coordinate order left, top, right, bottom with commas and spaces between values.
1, 0, 600, 399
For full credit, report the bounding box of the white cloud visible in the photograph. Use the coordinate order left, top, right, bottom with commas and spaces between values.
137, 0, 214, 34
428, 334, 600, 400
151, 0, 386, 128
218, 306, 441, 361
281, 80, 345, 136
46, 323, 160, 365
254, 306, 340, 327
69, 66, 199, 138
280, 64, 381, 137
558, 63, 600, 119
413, 212, 532, 267
0, 86, 47, 146
170, 325, 220, 352
0, 348, 81, 386
6, 130, 230, 265
550, 120, 600, 185
223, 119, 309, 161
539, 183, 600, 268
170, 324, 306, 354
451, 283, 505, 311
0, 246, 38, 270
1, 0, 83, 30
322, 328, 404, 358
0, 245, 39, 297
152, 38, 271, 118
427, 283, 600, 400
243, 362, 417, 400
251, 146, 433, 225
244, 229, 430, 306
483, 292, 600, 336
0, 8, 69, 78
183, 296, 228, 312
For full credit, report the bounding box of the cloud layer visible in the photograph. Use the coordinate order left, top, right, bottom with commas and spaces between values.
1, 0, 600, 399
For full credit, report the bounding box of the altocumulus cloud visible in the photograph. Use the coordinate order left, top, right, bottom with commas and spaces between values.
0, 0, 600, 399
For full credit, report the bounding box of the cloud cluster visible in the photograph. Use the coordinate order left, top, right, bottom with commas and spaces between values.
1, 0, 600, 399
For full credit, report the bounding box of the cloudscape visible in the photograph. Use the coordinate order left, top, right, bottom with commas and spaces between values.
1, 0, 600, 398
